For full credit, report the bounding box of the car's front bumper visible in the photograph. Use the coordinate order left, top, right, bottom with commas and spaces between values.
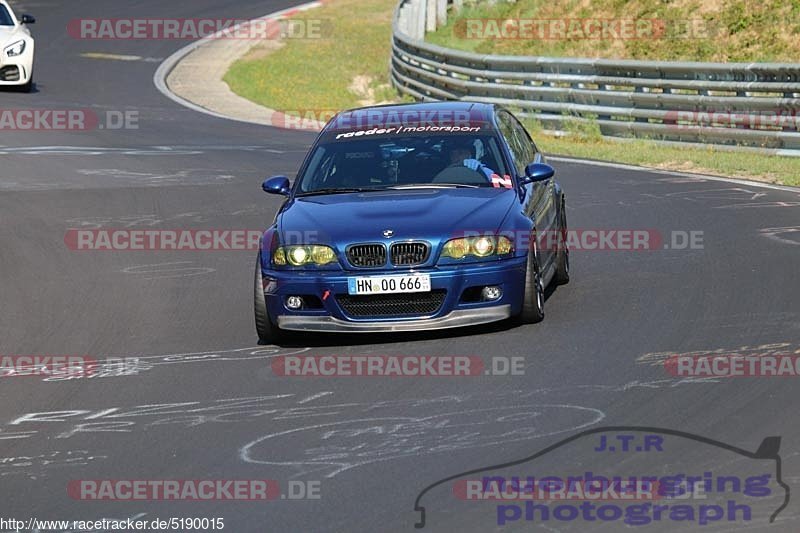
261, 257, 527, 333
0, 41, 34, 85
278, 305, 511, 333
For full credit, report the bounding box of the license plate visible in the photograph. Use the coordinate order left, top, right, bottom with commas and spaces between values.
347, 274, 431, 295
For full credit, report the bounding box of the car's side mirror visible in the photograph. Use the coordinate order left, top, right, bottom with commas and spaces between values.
262, 176, 291, 196
20, 14, 35, 24
523, 163, 555, 183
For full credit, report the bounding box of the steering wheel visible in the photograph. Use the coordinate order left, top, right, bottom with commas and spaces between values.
431, 163, 489, 185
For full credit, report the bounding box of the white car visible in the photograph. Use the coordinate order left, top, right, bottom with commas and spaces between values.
0, 0, 34, 92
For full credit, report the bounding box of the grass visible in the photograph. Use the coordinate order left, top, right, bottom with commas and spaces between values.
224, 0, 399, 112
427, 0, 800, 62
223, 0, 800, 187
526, 119, 800, 187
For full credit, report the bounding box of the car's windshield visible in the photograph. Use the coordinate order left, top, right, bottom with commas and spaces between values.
0, 5, 15, 25
296, 134, 510, 194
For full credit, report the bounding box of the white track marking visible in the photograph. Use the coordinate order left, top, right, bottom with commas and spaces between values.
549, 156, 800, 193
153, 2, 323, 124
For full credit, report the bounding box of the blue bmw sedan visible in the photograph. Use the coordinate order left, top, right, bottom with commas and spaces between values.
255, 102, 568, 343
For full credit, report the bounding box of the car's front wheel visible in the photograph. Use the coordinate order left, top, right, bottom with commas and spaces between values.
254, 255, 283, 345
516, 243, 545, 324
16, 71, 33, 93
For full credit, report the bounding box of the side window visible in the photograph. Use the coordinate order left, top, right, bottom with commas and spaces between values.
509, 116, 536, 165
300, 146, 332, 191
497, 113, 527, 176
0, 6, 14, 26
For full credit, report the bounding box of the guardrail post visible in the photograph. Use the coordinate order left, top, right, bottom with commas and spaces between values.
436, 0, 447, 27
426, 0, 437, 32
412, 0, 425, 40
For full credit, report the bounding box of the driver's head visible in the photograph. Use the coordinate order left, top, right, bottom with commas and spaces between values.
446, 138, 474, 164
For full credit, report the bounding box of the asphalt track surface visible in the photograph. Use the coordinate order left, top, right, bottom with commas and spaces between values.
1, 1, 800, 531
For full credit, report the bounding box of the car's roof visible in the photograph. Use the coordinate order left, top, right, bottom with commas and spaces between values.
320, 101, 499, 137
339, 101, 495, 116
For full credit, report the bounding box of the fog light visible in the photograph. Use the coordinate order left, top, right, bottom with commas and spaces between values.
286, 296, 304, 310
481, 286, 502, 301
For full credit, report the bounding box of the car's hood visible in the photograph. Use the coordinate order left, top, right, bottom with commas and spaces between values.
0, 26, 21, 41
278, 188, 517, 244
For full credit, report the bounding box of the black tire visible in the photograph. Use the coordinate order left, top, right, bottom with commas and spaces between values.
18, 75, 33, 93
516, 243, 545, 324
554, 201, 570, 285
254, 254, 282, 345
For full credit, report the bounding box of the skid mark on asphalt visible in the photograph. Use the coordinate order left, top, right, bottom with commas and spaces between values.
659, 186, 798, 209
637, 342, 800, 368
121, 261, 215, 280
760, 226, 800, 246
663, 187, 765, 201
38, 345, 311, 382
67, 214, 165, 228
0, 450, 107, 479
81, 52, 163, 62
77, 168, 236, 186
0, 145, 286, 156
633, 186, 800, 208
1, 388, 332, 440
65, 208, 259, 229
715, 201, 800, 209
656, 176, 709, 184
2, 380, 747, 480
240, 404, 606, 479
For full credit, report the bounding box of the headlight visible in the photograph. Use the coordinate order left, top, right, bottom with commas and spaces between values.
273, 245, 337, 266
4, 40, 25, 57
472, 236, 495, 257
442, 238, 470, 260
290, 247, 308, 265
440, 236, 514, 260
310, 245, 336, 264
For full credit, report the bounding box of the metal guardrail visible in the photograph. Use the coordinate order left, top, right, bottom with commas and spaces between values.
390, 0, 800, 155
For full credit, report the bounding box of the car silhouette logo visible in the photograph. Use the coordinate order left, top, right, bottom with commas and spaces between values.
383, 229, 394, 238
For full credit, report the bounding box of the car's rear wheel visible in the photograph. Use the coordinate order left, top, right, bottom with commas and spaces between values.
554, 200, 570, 285
254, 255, 283, 345
516, 242, 545, 324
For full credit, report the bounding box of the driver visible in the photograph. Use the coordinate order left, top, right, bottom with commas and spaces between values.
443, 138, 498, 184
